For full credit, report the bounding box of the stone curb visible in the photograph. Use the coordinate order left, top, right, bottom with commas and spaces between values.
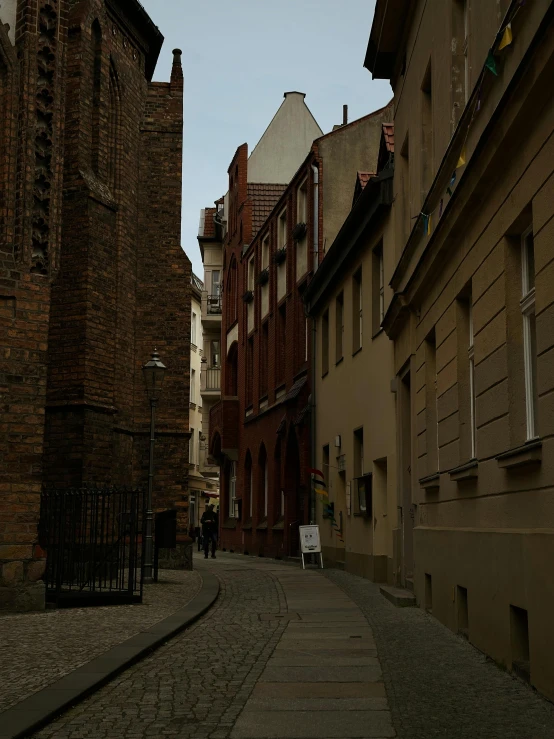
0, 570, 220, 739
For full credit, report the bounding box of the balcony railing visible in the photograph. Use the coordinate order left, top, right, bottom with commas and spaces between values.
201, 366, 221, 392
207, 294, 222, 314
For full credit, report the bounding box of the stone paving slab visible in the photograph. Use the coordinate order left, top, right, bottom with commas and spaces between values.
251, 682, 387, 700
246, 696, 389, 711
268, 654, 381, 667
260, 664, 383, 683
230, 709, 395, 738
0, 569, 202, 714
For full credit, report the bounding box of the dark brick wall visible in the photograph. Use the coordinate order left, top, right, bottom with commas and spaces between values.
0, 0, 190, 610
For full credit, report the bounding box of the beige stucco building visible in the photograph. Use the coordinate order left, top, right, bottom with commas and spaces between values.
304, 110, 397, 581
366, 0, 554, 701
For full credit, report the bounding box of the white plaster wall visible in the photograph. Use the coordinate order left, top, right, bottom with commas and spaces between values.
0, 0, 17, 44
247, 92, 323, 184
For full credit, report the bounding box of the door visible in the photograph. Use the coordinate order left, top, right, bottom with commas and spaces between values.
400, 367, 414, 588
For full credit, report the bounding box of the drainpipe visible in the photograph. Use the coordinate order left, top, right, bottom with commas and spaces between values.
311, 163, 319, 273
307, 310, 317, 527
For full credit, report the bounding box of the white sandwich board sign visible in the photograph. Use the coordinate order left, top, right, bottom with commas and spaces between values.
299, 525, 323, 569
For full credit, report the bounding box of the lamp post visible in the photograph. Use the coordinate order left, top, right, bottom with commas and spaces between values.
142, 349, 166, 583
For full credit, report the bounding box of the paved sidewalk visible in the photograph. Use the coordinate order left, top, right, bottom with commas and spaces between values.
0, 569, 201, 714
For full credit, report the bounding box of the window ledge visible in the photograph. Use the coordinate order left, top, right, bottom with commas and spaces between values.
256, 519, 268, 531
335, 356, 344, 367
222, 518, 238, 529
449, 459, 479, 482
321, 370, 329, 379
496, 439, 542, 469
242, 518, 252, 531
272, 518, 285, 531
352, 346, 362, 358
419, 472, 440, 492
372, 328, 384, 340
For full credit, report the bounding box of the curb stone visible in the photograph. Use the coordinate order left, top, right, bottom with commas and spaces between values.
0, 570, 220, 739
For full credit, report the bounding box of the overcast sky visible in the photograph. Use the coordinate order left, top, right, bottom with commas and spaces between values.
139, 0, 392, 279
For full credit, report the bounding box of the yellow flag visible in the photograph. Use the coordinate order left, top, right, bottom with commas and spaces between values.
498, 23, 513, 51
427, 214, 432, 235
456, 148, 466, 168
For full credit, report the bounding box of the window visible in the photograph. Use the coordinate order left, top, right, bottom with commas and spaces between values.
263, 459, 268, 518
249, 465, 254, 518
198, 429, 202, 463
246, 337, 254, 406
354, 427, 364, 477
262, 234, 270, 271
191, 312, 197, 346
336, 292, 344, 362
278, 210, 287, 250
297, 179, 308, 224
277, 304, 286, 385
425, 330, 439, 473
468, 298, 476, 458
353, 268, 363, 353
260, 322, 269, 397
421, 59, 433, 200
190, 369, 196, 404
189, 427, 194, 465
322, 309, 329, 376
372, 242, 384, 335
212, 270, 221, 296
91, 21, 102, 175
229, 461, 238, 518
248, 256, 255, 291
210, 339, 220, 368
521, 227, 537, 439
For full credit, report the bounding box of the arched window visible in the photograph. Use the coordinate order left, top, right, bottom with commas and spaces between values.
226, 342, 238, 396
107, 60, 120, 192
91, 20, 102, 174
258, 445, 268, 520
228, 461, 237, 519
245, 451, 252, 521
226, 256, 238, 324
275, 439, 283, 519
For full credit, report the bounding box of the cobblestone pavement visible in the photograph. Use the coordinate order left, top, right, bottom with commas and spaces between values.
0, 569, 201, 714
25, 554, 554, 739
33, 555, 289, 739
324, 569, 554, 739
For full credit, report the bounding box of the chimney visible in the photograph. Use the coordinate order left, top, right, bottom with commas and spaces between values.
171, 49, 183, 94
343, 105, 348, 126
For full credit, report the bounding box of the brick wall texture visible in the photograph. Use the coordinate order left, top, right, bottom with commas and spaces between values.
0, 0, 191, 611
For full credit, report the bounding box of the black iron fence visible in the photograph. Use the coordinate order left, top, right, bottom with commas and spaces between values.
39, 486, 146, 607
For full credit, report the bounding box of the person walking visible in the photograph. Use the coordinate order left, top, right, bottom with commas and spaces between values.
201, 504, 217, 559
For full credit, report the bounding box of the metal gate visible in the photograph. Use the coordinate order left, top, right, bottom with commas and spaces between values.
39, 486, 146, 607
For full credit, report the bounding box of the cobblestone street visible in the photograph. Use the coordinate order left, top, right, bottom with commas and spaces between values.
17, 553, 553, 739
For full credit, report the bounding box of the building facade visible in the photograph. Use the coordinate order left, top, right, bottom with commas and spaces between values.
208, 93, 323, 557
304, 119, 397, 582
0, 0, 191, 611
367, 0, 554, 700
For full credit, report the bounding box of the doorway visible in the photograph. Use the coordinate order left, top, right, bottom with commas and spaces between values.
399, 366, 414, 588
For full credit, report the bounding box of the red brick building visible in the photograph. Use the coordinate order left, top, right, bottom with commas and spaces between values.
209, 104, 392, 558
0, 0, 191, 610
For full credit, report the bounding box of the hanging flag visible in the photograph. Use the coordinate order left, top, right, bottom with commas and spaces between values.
309, 468, 325, 478
314, 487, 328, 497
485, 50, 498, 75
446, 187, 453, 197
456, 148, 466, 168
450, 172, 457, 187
427, 214, 432, 235
498, 23, 513, 51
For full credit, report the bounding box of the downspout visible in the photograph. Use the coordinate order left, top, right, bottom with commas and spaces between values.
311, 164, 319, 273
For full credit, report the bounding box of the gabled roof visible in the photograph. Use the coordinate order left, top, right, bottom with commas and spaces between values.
247, 183, 287, 239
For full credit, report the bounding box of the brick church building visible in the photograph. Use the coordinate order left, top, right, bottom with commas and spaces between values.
0, 0, 191, 610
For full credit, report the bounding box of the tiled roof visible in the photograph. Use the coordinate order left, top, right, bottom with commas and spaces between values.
283, 376, 307, 403
353, 172, 375, 206
382, 123, 394, 153
357, 172, 374, 191
247, 183, 287, 238
202, 207, 216, 238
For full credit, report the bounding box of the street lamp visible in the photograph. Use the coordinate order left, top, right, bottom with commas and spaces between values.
142, 348, 166, 583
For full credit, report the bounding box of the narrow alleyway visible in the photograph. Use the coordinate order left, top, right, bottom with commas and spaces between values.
32, 554, 554, 739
